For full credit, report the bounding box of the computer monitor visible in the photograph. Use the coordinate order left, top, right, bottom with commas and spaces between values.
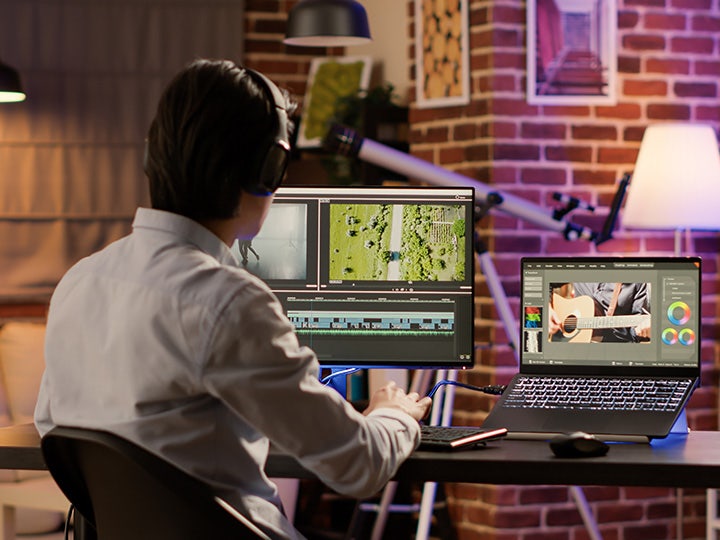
232, 185, 476, 369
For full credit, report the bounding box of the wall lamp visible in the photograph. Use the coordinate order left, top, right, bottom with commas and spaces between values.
283, 0, 372, 47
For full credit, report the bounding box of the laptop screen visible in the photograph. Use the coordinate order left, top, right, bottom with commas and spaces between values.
520, 257, 701, 378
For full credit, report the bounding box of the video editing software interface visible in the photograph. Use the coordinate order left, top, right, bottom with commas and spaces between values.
233, 186, 475, 368
521, 258, 701, 371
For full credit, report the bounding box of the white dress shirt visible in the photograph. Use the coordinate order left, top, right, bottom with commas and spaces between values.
35, 207, 420, 540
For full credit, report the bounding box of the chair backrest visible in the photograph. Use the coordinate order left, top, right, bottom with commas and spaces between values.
41, 426, 269, 540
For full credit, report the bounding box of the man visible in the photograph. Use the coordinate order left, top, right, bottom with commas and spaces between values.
34, 59, 431, 539
549, 282, 651, 343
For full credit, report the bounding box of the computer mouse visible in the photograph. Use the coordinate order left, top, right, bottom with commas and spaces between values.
549, 431, 609, 458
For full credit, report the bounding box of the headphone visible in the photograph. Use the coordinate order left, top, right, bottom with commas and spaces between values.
244, 68, 292, 196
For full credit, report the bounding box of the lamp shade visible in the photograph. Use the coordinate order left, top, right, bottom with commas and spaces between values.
0, 61, 25, 103
284, 0, 372, 47
623, 123, 720, 231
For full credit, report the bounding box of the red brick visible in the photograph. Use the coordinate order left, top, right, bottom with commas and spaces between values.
692, 14, 720, 31
492, 122, 517, 139
696, 60, 720, 76
674, 82, 717, 98
492, 5, 525, 24
624, 486, 673, 499
521, 123, 567, 139
494, 144, 541, 161
521, 168, 567, 184
547, 507, 585, 526
671, 36, 715, 53
618, 55, 642, 73
672, 0, 713, 8
520, 487, 569, 505
618, 10, 641, 28
573, 170, 619, 186
622, 34, 666, 51
494, 507, 542, 528
622, 126, 646, 142
595, 103, 642, 119
647, 103, 692, 120
645, 57, 690, 74
542, 106, 591, 117
645, 12, 687, 29
597, 147, 637, 164
596, 503, 644, 523
625, 0, 664, 5
624, 524, 672, 540
571, 125, 618, 140
623, 79, 668, 96
493, 51, 526, 70
546, 146, 593, 162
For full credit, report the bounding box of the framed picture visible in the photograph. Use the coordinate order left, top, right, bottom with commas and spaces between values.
414, 0, 470, 109
297, 56, 372, 148
527, 0, 617, 105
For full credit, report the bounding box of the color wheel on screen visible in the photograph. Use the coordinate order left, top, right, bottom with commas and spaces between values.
667, 301, 691, 326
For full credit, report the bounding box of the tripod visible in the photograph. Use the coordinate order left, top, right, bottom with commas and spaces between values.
323, 127, 633, 540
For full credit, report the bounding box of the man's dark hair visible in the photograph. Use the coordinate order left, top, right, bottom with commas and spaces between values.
144, 59, 295, 220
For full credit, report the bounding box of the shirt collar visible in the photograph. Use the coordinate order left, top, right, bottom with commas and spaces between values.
132, 207, 239, 266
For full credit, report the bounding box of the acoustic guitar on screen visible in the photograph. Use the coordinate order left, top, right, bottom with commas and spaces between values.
550, 294, 650, 343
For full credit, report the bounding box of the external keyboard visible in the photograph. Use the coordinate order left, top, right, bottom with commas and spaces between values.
503, 376, 692, 412
419, 425, 508, 450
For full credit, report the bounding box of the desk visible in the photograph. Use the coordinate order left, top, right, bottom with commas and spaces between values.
5, 423, 720, 488
267, 431, 720, 489
5, 424, 720, 538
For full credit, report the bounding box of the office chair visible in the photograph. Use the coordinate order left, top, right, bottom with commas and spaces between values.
41, 426, 270, 540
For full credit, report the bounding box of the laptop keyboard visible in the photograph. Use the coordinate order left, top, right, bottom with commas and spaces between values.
504, 376, 693, 412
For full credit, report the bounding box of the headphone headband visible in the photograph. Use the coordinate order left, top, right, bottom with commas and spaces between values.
245, 69, 291, 196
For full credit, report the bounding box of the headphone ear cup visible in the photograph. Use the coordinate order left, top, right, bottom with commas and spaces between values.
255, 141, 290, 195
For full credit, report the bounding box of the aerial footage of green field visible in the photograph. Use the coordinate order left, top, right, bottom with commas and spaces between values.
329, 203, 393, 280
328, 202, 466, 282
400, 204, 466, 281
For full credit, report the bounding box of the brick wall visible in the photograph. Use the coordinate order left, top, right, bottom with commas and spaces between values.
245, 0, 720, 538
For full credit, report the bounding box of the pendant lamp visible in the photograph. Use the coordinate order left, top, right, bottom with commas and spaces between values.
0, 61, 25, 103
284, 0, 372, 47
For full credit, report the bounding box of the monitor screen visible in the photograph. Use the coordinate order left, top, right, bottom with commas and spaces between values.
232, 185, 476, 369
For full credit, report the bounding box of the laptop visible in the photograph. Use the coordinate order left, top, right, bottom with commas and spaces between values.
482, 256, 701, 442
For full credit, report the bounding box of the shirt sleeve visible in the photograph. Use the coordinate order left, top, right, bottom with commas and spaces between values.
200, 279, 421, 499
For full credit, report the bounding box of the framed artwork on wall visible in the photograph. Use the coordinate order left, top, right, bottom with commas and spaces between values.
297, 56, 372, 148
527, 0, 617, 105
414, 0, 470, 109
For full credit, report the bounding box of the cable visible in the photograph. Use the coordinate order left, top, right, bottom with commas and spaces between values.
427, 379, 506, 399
320, 367, 361, 385
64, 504, 74, 540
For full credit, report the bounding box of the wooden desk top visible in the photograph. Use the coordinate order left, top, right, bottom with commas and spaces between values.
6, 424, 720, 489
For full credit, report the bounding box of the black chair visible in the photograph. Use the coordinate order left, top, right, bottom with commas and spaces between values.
41, 426, 270, 540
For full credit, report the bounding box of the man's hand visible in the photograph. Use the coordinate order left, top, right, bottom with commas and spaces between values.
363, 381, 432, 422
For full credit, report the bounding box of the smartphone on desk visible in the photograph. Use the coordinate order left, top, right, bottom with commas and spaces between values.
419, 425, 508, 451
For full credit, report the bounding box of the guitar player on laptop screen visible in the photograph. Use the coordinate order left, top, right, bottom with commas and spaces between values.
482, 257, 701, 442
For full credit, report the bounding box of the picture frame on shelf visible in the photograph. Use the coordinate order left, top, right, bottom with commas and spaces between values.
527, 0, 618, 105
297, 56, 372, 148
414, 0, 470, 109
